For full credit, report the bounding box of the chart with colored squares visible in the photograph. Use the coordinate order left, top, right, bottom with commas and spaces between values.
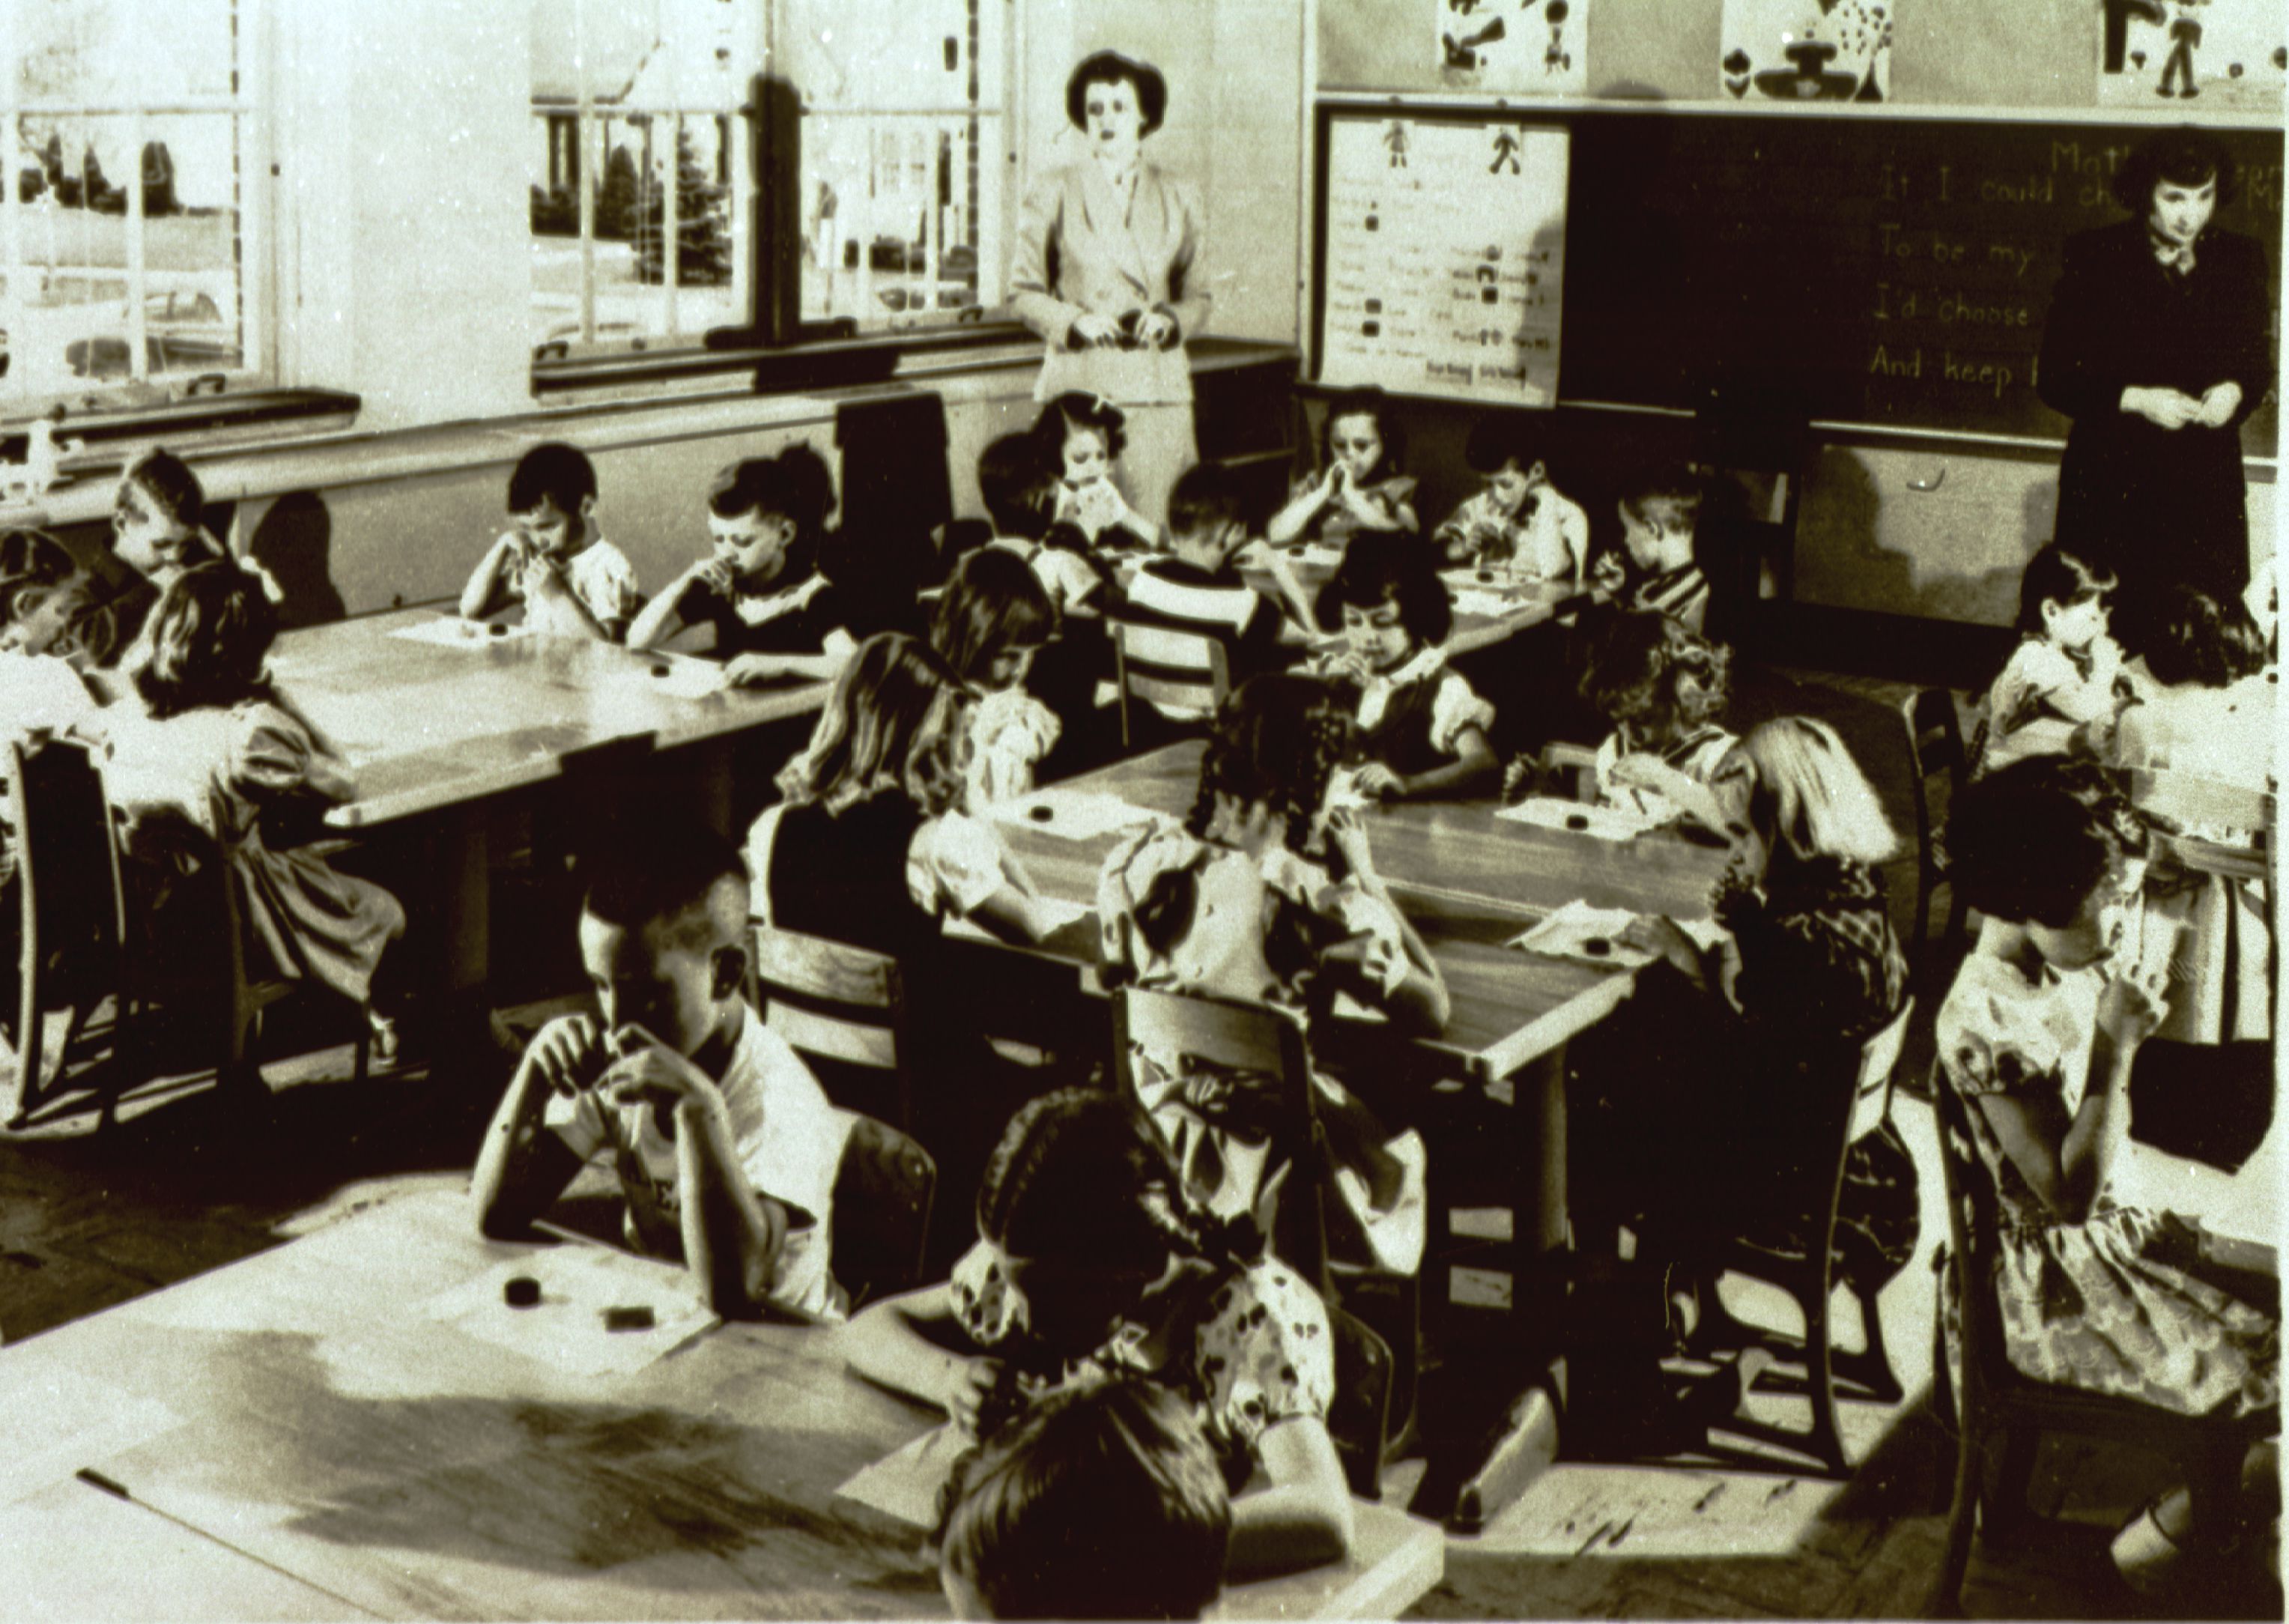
1318, 115, 1568, 407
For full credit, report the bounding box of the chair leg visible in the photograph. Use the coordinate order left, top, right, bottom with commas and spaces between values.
1983, 1425, 2041, 1536
10, 956, 46, 1127
1926, 1420, 1982, 1617
1800, 1282, 1848, 1476
1834, 1280, 1905, 1403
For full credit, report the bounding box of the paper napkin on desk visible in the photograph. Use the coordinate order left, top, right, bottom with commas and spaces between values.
1452, 589, 1524, 619
1508, 901, 1656, 969
387, 615, 533, 648
989, 789, 1167, 842
1497, 796, 1678, 841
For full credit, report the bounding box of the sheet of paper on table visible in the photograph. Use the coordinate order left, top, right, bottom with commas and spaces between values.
1452, 588, 1526, 619
386, 616, 534, 647
0, 1363, 180, 1506
945, 894, 1094, 945
603, 655, 727, 701
421, 1247, 718, 1379
989, 788, 1169, 842
1497, 795, 1679, 841
832, 1420, 969, 1528
1508, 900, 1726, 969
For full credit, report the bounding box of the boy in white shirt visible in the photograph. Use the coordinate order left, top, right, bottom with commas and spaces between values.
460, 442, 641, 640
473, 822, 851, 1321
1435, 418, 1589, 584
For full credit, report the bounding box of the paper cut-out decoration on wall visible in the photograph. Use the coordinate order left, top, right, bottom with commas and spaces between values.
1720, 0, 1893, 103
2098, 0, 2285, 110
1438, 0, 1589, 95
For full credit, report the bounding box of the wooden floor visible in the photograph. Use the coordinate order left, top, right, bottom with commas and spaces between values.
1, 664, 2275, 1620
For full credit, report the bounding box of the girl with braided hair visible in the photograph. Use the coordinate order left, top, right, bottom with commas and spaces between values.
1094, 673, 1447, 1279
843, 1088, 1354, 1578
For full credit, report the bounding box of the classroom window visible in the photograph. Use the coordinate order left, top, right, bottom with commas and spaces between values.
1, 0, 258, 406
527, 0, 760, 362
778, 0, 1007, 336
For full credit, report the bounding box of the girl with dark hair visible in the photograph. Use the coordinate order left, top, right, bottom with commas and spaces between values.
843, 1088, 1354, 1578
1303, 531, 1496, 800
1933, 757, 2277, 1590
1010, 51, 1208, 528
102, 560, 404, 1054
2039, 129, 2273, 610
1975, 542, 2129, 775
1034, 392, 1159, 551
1094, 674, 1446, 1277
627, 446, 857, 682
1265, 388, 1419, 548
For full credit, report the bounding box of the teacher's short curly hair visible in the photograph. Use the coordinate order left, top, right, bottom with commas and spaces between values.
2112, 130, 2239, 213
1066, 50, 1168, 137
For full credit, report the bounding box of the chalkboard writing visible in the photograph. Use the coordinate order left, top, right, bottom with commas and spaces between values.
1556, 111, 2282, 446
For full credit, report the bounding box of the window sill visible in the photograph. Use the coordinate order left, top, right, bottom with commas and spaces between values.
0, 387, 360, 461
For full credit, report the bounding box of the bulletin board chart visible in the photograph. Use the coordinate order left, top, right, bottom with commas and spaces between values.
1313, 112, 1568, 406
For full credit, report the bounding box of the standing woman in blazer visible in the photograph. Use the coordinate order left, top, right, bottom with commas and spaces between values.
2038, 130, 2273, 622
1009, 51, 1209, 530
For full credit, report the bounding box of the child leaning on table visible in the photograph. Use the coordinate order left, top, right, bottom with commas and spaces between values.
1574, 610, 1752, 839
930, 547, 1061, 809
936, 1374, 1231, 1621
1266, 387, 1419, 550
627, 447, 858, 685
1974, 541, 2131, 776
977, 430, 1112, 620
843, 1088, 1353, 1581
472, 819, 850, 1321
459, 442, 640, 641
99, 560, 407, 1058
1591, 471, 1710, 633
1434, 414, 1587, 584
1303, 530, 1496, 801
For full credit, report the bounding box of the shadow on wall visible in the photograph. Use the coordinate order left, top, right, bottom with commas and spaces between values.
249, 492, 348, 630
1800, 449, 2031, 627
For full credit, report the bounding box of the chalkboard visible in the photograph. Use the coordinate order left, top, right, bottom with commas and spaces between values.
1313, 104, 2282, 449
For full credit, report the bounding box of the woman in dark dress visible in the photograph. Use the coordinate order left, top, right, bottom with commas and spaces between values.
2038, 131, 2273, 613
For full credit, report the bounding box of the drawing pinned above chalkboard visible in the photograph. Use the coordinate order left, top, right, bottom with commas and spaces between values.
1720, 0, 1893, 103
1439, 0, 1589, 94
2096, 0, 2285, 112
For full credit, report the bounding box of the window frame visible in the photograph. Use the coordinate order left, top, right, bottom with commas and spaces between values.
529, 0, 1037, 399
0, 0, 273, 412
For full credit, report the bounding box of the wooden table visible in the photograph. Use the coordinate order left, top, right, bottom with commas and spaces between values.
994, 743, 1732, 1263
0, 1191, 1443, 1622
266, 609, 828, 993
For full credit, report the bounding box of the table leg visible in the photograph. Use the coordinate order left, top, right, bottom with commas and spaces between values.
441, 805, 490, 997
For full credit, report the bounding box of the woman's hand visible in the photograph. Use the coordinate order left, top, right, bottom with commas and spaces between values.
2096, 963, 2168, 1051
1068, 312, 1122, 348
2197, 381, 2244, 428
1351, 762, 1405, 800
1137, 309, 1178, 350
2122, 386, 2204, 429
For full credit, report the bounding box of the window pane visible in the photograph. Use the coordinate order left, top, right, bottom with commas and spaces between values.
17, 0, 239, 106
782, 0, 1004, 334
528, 0, 757, 358
4, 112, 244, 396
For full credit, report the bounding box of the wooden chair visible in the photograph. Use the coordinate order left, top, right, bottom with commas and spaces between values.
4, 737, 127, 1126
828, 1112, 936, 1311
1110, 622, 1231, 748
1926, 1073, 2273, 1614
1690, 387, 1810, 652
1327, 1303, 1395, 1502
1652, 999, 1915, 1477
1901, 687, 1970, 966
1110, 987, 1329, 1288
749, 924, 915, 1132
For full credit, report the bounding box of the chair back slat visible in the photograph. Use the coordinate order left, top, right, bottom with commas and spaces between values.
1117, 621, 1224, 675
1845, 998, 1913, 1144
1112, 622, 1231, 743
750, 924, 909, 1125
1114, 986, 1297, 1082
766, 1002, 899, 1071
1900, 687, 1968, 960
751, 926, 899, 1011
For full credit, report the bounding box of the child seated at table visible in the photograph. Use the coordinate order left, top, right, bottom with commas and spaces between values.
472, 818, 849, 1321
1974, 541, 2129, 776
11, 452, 226, 674
100, 560, 406, 1061
1036, 392, 1160, 553
936, 1374, 1231, 1621
977, 431, 1111, 620
1934, 758, 2277, 1592
1303, 531, 1496, 801
1112, 463, 1311, 731
627, 449, 858, 684
843, 1088, 1354, 1578
1575, 610, 1751, 838
1434, 416, 1587, 584
459, 442, 639, 641
1590, 471, 1709, 633
1097, 674, 1443, 1278
931, 548, 1061, 808
1266, 387, 1419, 550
